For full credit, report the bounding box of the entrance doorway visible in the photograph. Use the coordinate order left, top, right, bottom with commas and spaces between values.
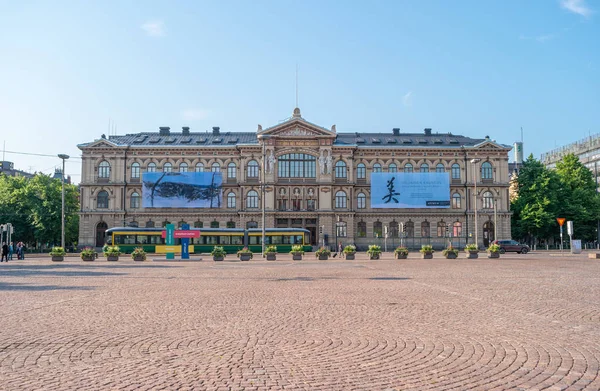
483, 221, 495, 247
96, 222, 108, 247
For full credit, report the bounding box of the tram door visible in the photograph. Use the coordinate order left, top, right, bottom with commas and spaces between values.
307, 227, 316, 245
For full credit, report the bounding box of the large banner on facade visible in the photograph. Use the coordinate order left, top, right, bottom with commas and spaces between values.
142, 172, 223, 208
371, 172, 450, 208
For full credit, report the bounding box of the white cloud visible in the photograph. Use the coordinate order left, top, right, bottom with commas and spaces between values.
141, 20, 166, 37
402, 91, 413, 107
181, 108, 210, 121
519, 33, 556, 43
560, 0, 592, 17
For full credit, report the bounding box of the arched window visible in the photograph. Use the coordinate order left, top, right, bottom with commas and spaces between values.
131, 163, 140, 179
483, 191, 494, 209
437, 221, 446, 237
389, 221, 399, 238
247, 160, 259, 178
145, 220, 155, 228
389, 163, 397, 173
405, 221, 415, 237
194, 221, 203, 228
451, 163, 460, 179
195, 163, 204, 172
357, 192, 366, 209
404, 163, 413, 173
357, 163, 366, 179
247, 190, 258, 208
162, 220, 170, 227
163, 162, 172, 173
227, 192, 236, 208
481, 162, 493, 180
278, 153, 316, 178
373, 163, 382, 173
210, 221, 219, 228
335, 161, 347, 178
373, 221, 383, 238
98, 161, 110, 178
421, 221, 430, 237
436, 163, 445, 173
226, 221, 236, 228
130, 192, 140, 209
335, 191, 347, 208
420, 163, 429, 173
211, 162, 220, 173
246, 221, 258, 229
179, 163, 188, 173
227, 162, 236, 179
97, 191, 109, 209
453, 222, 463, 237
357, 221, 367, 237
147, 162, 156, 172
178, 220, 187, 229
337, 222, 347, 237
452, 193, 461, 209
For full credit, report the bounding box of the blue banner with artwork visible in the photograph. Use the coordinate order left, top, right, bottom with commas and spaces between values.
142, 172, 223, 208
370, 172, 450, 208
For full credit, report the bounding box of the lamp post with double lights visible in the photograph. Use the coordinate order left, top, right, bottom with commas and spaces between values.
258, 135, 271, 257
58, 154, 70, 249
470, 158, 481, 249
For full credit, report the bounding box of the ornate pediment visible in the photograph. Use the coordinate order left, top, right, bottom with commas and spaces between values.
473, 140, 511, 150
258, 107, 336, 138
80, 139, 119, 149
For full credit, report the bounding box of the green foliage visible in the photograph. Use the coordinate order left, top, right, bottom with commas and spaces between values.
367, 244, 381, 256
80, 247, 96, 259
464, 243, 479, 251
343, 245, 356, 254
487, 243, 501, 253
103, 246, 121, 256
419, 245, 434, 253
211, 246, 226, 257
290, 245, 304, 254
0, 173, 79, 247
131, 247, 147, 260
315, 247, 331, 257
265, 245, 277, 253
393, 246, 409, 255
49, 246, 66, 256
442, 246, 459, 256
236, 247, 253, 258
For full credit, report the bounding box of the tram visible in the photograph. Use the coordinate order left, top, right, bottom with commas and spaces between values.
104, 227, 312, 254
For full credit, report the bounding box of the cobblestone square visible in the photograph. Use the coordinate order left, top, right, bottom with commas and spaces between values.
1, 253, 599, 390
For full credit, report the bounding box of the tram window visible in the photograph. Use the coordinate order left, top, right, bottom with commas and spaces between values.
249, 236, 262, 245
219, 236, 231, 245
138, 235, 148, 245
149, 235, 163, 244
295, 235, 303, 244
206, 236, 218, 245
231, 236, 243, 245
117, 235, 136, 244
271, 235, 283, 244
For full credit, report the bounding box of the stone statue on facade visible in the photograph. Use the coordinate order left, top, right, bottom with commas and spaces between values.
267, 150, 276, 174
318, 150, 326, 175
325, 151, 333, 174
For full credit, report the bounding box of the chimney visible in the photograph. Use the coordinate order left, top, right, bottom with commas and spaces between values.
159, 126, 171, 136
392, 128, 400, 136
424, 128, 432, 136
212, 126, 220, 135
182, 126, 190, 135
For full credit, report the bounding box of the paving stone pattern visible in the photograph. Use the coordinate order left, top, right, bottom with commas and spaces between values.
1, 253, 599, 390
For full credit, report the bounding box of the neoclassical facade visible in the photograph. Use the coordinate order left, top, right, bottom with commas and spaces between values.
78, 108, 512, 250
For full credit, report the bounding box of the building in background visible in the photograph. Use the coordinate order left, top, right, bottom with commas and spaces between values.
0, 161, 34, 178
541, 134, 600, 188
77, 108, 513, 250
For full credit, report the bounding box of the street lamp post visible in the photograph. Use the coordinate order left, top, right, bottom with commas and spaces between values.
494, 197, 498, 241
470, 158, 481, 249
58, 154, 70, 249
259, 135, 271, 257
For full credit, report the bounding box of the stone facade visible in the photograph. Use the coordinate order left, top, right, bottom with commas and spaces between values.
77, 108, 512, 250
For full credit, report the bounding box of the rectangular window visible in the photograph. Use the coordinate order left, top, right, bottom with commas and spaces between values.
278, 199, 287, 211
293, 199, 302, 211
131, 165, 140, 178
307, 200, 316, 211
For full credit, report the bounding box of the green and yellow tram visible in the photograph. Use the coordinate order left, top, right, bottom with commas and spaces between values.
105, 227, 312, 254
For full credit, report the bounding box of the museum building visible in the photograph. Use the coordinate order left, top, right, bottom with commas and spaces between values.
77, 108, 512, 250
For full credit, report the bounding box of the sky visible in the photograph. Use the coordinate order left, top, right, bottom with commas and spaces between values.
0, 0, 598, 183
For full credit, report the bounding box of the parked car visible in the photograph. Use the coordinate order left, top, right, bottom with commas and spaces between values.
492, 240, 530, 254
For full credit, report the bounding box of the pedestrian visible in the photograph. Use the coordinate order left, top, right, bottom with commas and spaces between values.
16, 242, 22, 260
8, 242, 13, 260
19, 242, 25, 260
1, 242, 8, 262
338, 242, 343, 259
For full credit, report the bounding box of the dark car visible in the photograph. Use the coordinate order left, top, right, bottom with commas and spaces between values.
493, 240, 530, 254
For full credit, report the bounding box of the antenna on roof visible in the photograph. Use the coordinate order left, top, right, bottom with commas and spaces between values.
295, 63, 299, 108
521, 126, 523, 143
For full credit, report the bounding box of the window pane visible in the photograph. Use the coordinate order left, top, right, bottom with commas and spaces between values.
357, 164, 366, 179
452, 164, 460, 179
131, 163, 140, 178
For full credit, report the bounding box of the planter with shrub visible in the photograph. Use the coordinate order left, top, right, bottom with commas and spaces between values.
394, 246, 409, 259
464, 243, 479, 259
487, 243, 501, 259
211, 246, 226, 261
80, 247, 96, 261
290, 245, 304, 261
315, 247, 331, 260
343, 245, 356, 260
50, 246, 66, 262
442, 245, 459, 259
367, 244, 381, 260
103, 246, 121, 261
265, 245, 277, 261
131, 247, 147, 261
420, 245, 434, 259
236, 247, 253, 261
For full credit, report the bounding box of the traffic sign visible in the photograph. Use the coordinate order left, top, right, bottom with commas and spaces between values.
557, 218, 566, 226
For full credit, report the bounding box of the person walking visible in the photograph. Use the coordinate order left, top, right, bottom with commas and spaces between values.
16, 242, 22, 260
1, 242, 8, 262
8, 242, 13, 260
338, 242, 344, 259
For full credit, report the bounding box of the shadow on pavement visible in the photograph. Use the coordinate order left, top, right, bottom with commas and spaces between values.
0, 282, 95, 291
369, 277, 411, 281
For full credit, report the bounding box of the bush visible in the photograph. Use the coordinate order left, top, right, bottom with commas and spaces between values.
487, 243, 501, 253
103, 246, 121, 257
265, 245, 277, 254
343, 245, 356, 254
49, 246, 66, 256
367, 244, 381, 257
442, 246, 459, 256
211, 246, 226, 257
80, 247, 96, 259
131, 247, 147, 260
236, 247, 253, 258
419, 245, 434, 253
290, 245, 304, 254
394, 246, 409, 255
315, 247, 331, 258
464, 243, 479, 251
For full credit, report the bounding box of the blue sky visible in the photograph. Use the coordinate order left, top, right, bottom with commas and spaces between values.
1, 0, 598, 182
